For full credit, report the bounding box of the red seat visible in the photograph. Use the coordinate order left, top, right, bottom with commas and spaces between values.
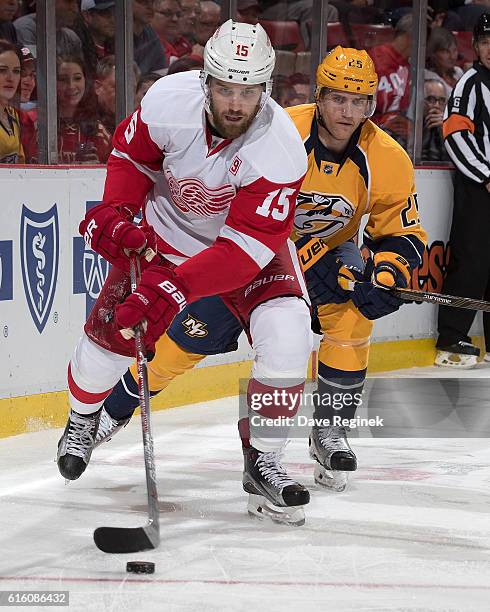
351, 24, 395, 49
453, 31, 475, 65
326, 22, 348, 49
260, 20, 305, 52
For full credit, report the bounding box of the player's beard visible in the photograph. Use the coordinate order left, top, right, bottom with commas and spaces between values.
209, 100, 261, 139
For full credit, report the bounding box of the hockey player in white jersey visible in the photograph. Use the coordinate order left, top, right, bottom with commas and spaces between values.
57, 20, 313, 525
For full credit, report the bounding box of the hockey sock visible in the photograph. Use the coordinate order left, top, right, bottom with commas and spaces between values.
240, 378, 304, 452
103, 369, 159, 420
314, 363, 365, 425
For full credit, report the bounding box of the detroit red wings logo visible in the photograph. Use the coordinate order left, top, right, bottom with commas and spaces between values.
165, 170, 236, 217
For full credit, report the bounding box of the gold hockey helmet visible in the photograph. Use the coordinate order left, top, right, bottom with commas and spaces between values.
316, 46, 378, 98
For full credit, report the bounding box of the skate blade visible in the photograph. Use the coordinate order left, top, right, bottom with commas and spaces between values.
435, 351, 477, 369
314, 463, 348, 492
247, 494, 305, 526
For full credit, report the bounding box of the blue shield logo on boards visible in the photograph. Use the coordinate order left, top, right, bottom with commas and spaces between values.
0, 241, 13, 301
73, 201, 110, 317
20, 204, 59, 333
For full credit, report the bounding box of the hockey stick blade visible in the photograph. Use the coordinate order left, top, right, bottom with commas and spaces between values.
94, 523, 159, 554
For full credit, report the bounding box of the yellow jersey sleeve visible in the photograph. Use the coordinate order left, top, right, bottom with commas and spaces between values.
364, 132, 427, 269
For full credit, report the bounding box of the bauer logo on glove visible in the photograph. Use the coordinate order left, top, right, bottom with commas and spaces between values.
116, 265, 190, 346
157, 279, 187, 312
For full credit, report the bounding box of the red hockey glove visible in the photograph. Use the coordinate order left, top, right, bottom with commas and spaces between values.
115, 265, 189, 345
79, 203, 157, 271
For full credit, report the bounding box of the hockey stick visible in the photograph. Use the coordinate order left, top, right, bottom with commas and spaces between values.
93, 254, 160, 553
391, 286, 490, 312
344, 277, 490, 312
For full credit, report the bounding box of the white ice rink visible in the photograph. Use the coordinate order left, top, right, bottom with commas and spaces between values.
1, 366, 490, 612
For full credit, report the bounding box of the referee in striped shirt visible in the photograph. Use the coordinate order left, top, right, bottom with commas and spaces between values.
436, 13, 490, 368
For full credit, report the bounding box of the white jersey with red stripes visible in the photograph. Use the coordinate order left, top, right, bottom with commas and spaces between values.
104, 70, 307, 299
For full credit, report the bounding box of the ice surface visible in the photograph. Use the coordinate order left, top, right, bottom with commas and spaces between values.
1, 365, 490, 612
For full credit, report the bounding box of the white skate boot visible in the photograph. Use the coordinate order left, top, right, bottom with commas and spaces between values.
309, 425, 357, 492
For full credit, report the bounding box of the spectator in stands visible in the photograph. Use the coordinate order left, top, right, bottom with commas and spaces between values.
14, 0, 83, 58
74, 0, 115, 80
57, 55, 112, 164
370, 13, 412, 130
133, 0, 167, 74
94, 54, 141, 134
192, 0, 221, 56
18, 43, 37, 163
94, 54, 116, 136
237, 0, 260, 25
449, 0, 489, 31
422, 78, 450, 162
152, 0, 192, 62
179, 0, 200, 43
271, 76, 296, 107
166, 53, 203, 73
426, 27, 464, 96
0, 0, 19, 43
289, 72, 311, 104
0, 39, 24, 163
259, 0, 338, 50
135, 72, 162, 107
19, 45, 35, 113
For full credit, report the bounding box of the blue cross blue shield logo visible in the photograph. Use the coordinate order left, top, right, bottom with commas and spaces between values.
73, 201, 110, 317
0, 241, 13, 301
20, 204, 59, 333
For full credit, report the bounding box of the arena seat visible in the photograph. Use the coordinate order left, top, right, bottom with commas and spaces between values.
352, 24, 395, 49
273, 50, 297, 77
326, 22, 349, 49
295, 51, 311, 76
260, 20, 305, 52
453, 31, 475, 66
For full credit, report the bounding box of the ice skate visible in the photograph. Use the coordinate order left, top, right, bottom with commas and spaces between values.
435, 341, 480, 368
309, 425, 357, 492
57, 409, 101, 480
242, 446, 309, 526
94, 406, 131, 448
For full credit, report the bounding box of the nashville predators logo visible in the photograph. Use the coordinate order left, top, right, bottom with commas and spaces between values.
182, 315, 208, 337
294, 192, 355, 239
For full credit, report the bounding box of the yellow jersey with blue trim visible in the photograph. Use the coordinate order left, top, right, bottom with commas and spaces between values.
286, 103, 426, 272
0, 106, 24, 164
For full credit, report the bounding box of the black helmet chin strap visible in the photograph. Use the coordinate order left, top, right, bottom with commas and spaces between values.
315, 103, 332, 135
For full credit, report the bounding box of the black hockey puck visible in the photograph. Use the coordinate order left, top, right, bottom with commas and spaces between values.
126, 561, 155, 574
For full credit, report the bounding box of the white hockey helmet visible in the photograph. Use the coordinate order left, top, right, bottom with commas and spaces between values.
201, 19, 275, 109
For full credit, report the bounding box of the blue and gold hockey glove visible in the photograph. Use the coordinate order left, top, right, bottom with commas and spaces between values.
305, 252, 364, 306
351, 252, 411, 320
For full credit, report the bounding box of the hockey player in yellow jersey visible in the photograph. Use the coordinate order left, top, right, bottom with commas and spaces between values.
287, 47, 426, 490
79, 46, 426, 498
